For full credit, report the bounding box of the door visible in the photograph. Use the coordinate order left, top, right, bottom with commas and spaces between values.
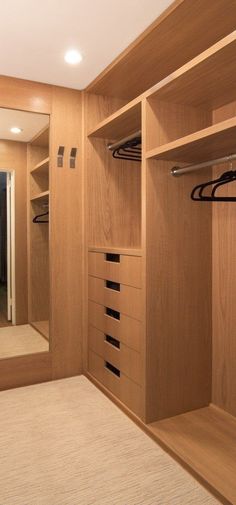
6, 171, 15, 324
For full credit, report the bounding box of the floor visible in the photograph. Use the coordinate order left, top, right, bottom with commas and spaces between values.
0, 324, 49, 359
0, 376, 219, 505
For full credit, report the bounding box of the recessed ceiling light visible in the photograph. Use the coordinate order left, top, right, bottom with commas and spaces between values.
64, 49, 82, 65
10, 127, 23, 134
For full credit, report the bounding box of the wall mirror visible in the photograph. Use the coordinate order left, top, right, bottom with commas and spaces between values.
0, 107, 50, 359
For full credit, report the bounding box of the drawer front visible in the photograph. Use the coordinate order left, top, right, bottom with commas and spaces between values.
88, 326, 141, 385
88, 301, 141, 352
89, 350, 142, 417
88, 276, 143, 321
88, 252, 141, 288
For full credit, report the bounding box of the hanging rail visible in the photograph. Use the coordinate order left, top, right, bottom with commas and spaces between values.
108, 130, 141, 152
171, 153, 236, 177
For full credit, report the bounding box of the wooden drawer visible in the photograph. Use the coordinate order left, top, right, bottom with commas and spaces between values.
88, 301, 141, 352
88, 350, 142, 417
88, 252, 141, 288
88, 276, 143, 321
88, 326, 141, 385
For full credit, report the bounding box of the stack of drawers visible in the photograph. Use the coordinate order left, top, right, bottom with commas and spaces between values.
88, 250, 143, 417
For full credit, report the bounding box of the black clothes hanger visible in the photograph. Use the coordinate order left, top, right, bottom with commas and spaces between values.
112, 137, 141, 162
33, 210, 49, 223
191, 170, 236, 202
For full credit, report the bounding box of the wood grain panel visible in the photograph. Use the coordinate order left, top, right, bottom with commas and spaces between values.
212, 101, 236, 417
88, 325, 141, 384
146, 99, 211, 152
85, 93, 127, 133
86, 0, 236, 100
88, 301, 142, 352
147, 117, 236, 163
0, 352, 52, 390
145, 159, 212, 422
147, 32, 236, 109
89, 350, 142, 416
0, 140, 28, 324
0, 76, 52, 113
88, 276, 143, 321
88, 99, 141, 139
88, 252, 142, 288
87, 137, 141, 248
50, 86, 83, 378
149, 405, 236, 505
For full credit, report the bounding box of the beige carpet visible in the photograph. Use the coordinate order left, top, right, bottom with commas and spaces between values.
0, 324, 48, 359
0, 376, 219, 505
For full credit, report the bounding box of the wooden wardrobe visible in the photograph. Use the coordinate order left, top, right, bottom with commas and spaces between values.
84, 1, 236, 503
0, 0, 236, 503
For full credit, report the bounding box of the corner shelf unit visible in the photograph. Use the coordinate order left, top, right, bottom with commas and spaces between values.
28, 125, 50, 342
85, 27, 236, 505
146, 117, 236, 163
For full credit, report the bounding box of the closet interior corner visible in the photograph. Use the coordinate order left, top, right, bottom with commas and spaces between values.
28, 124, 50, 341
84, 16, 236, 504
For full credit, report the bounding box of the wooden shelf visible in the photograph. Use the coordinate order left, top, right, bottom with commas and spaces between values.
31, 321, 49, 341
30, 190, 49, 203
30, 157, 49, 175
88, 99, 141, 140
30, 125, 49, 147
146, 117, 236, 163
88, 246, 142, 257
147, 32, 236, 109
86, 1, 236, 100
148, 405, 236, 505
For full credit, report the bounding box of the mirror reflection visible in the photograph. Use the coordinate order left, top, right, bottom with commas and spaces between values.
0, 108, 50, 359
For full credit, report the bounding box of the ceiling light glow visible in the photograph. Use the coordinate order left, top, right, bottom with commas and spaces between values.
64, 49, 82, 65
10, 127, 22, 134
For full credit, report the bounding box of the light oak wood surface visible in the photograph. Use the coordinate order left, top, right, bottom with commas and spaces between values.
0, 76, 52, 114
50, 86, 83, 378
146, 117, 236, 163
88, 99, 141, 139
89, 350, 142, 416
88, 325, 141, 385
149, 405, 236, 505
86, 0, 236, 100
146, 31, 236, 109
212, 102, 236, 417
144, 159, 212, 422
88, 300, 142, 353
88, 276, 143, 321
88, 251, 142, 288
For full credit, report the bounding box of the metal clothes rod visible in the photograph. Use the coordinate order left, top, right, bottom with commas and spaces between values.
171, 153, 236, 177
108, 130, 141, 151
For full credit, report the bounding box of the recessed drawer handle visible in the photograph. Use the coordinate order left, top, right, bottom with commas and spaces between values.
106, 307, 120, 320
105, 334, 120, 349
105, 253, 120, 263
105, 361, 120, 377
106, 280, 120, 291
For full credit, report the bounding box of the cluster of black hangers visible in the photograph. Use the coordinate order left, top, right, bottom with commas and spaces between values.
191, 169, 236, 202
108, 132, 142, 162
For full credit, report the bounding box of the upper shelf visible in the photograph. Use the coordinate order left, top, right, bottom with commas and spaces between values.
30, 157, 49, 175
88, 99, 141, 140
86, 0, 236, 100
30, 125, 49, 148
146, 117, 236, 163
30, 190, 49, 203
146, 31, 236, 110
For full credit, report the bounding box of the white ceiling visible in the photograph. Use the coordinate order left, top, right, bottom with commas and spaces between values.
0, 109, 49, 142
0, 0, 173, 90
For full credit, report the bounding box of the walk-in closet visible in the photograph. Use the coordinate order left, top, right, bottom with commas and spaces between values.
0, 1, 236, 504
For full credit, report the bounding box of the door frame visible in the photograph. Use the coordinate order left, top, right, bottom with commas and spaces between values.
0, 169, 16, 325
